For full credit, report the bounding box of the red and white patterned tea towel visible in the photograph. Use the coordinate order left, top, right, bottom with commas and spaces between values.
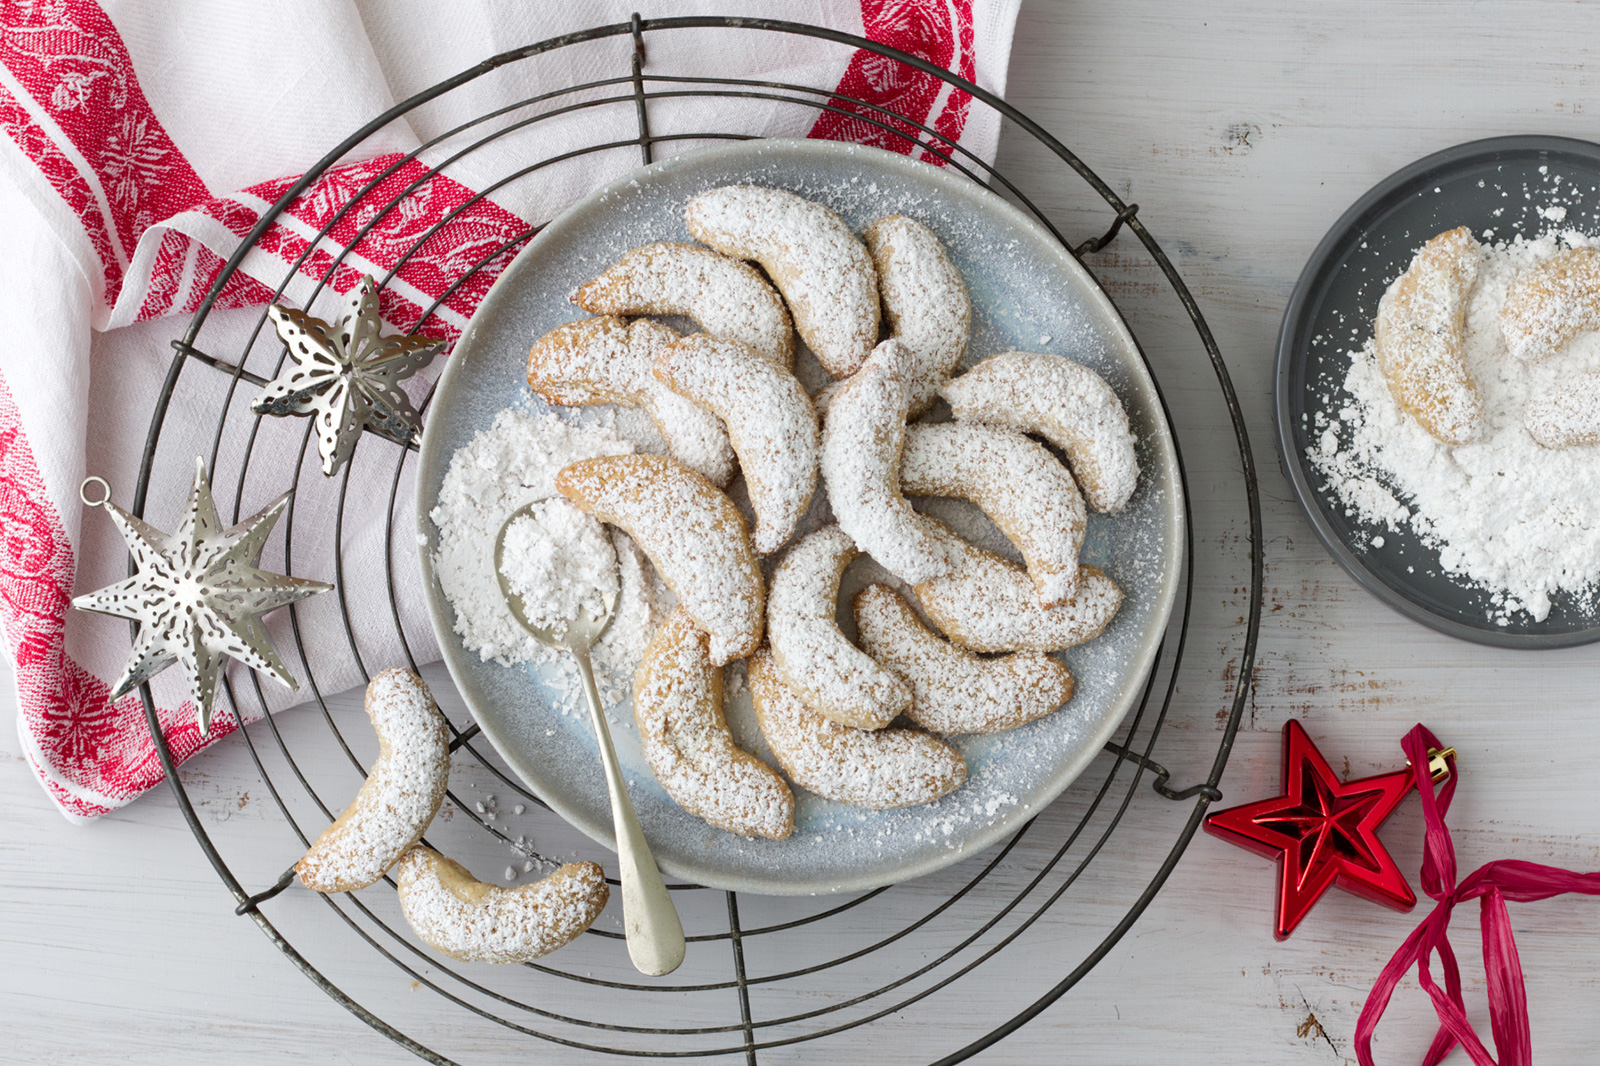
0, 0, 1021, 820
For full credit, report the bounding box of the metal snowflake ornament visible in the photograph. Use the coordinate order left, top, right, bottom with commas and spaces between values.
71, 459, 331, 734
251, 274, 443, 477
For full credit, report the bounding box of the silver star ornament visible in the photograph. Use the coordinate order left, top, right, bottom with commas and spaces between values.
71, 459, 331, 734
251, 274, 443, 476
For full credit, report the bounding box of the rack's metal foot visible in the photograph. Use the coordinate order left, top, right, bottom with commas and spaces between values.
236, 865, 298, 915
1103, 741, 1223, 802
1076, 203, 1139, 255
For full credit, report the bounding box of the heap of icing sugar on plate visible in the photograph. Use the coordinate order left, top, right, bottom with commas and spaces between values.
1309, 214, 1600, 623
429, 407, 665, 714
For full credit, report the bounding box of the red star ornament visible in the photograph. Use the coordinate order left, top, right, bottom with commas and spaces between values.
1204, 719, 1417, 940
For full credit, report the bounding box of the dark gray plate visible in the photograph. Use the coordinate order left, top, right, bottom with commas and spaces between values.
1275, 135, 1600, 649
417, 140, 1184, 894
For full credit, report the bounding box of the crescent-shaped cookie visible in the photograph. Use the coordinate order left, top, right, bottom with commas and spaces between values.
864, 214, 970, 415
821, 339, 951, 585
556, 454, 763, 665
900, 421, 1087, 607
633, 608, 794, 839
940, 352, 1140, 513
1373, 226, 1483, 444
1527, 370, 1600, 448
811, 214, 972, 418
914, 520, 1121, 654
854, 584, 1073, 735
528, 316, 735, 486
296, 669, 450, 893
748, 650, 966, 809
575, 241, 794, 369
766, 525, 911, 730
653, 333, 818, 554
395, 845, 608, 963
686, 185, 879, 378
1500, 245, 1600, 363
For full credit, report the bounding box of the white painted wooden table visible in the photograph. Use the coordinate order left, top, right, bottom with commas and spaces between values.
7, 2, 1600, 1062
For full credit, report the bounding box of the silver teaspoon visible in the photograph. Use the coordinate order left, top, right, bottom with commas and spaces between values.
494, 502, 685, 977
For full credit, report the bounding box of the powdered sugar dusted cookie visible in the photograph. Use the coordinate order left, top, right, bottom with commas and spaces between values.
900, 421, 1087, 607
633, 608, 794, 839
748, 650, 966, 809
766, 525, 911, 730
941, 352, 1140, 513
296, 669, 450, 893
395, 845, 607, 963
1500, 245, 1600, 363
864, 214, 970, 415
557, 454, 763, 665
528, 316, 735, 486
854, 584, 1073, 735
811, 213, 972, 418
1374, 226, 1483, 444
653, 333, 818, 554
686, 185, 879, 377
1527, 370, 1600, 448
914, 520, 1121, 654
575, 242, 794, 369
821, 339, 951, 584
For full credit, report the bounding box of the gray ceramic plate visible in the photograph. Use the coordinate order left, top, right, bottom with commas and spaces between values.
416, 139, 1184, 895
1275, 135, 1600, 648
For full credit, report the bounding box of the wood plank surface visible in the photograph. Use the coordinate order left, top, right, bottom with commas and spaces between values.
6, 2, 1600, 1063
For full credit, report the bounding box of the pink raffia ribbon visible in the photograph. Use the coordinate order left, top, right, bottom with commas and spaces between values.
1356, 724, 1600, 1066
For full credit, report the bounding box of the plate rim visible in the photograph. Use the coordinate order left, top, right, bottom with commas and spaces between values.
1274, 133, 1600, 650
416, 137, 1187, 894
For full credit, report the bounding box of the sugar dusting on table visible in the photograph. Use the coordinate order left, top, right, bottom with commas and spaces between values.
1309, 229, 1600, 623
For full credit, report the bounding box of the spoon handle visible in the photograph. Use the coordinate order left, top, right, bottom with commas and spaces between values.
572, 648, 686, 976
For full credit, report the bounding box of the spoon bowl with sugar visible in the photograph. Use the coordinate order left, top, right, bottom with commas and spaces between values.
494, 501, 685, 977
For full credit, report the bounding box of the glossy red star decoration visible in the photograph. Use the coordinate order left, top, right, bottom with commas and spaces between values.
1204, 719, 1417, 940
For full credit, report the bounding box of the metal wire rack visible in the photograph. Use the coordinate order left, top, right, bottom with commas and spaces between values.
124, 15, 1263, 1065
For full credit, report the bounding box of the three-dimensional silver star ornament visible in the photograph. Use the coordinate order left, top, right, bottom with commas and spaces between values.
71, 458, 331, 735
251, 274, 443, 477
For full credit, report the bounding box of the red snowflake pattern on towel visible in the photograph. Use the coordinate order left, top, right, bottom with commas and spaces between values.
809, 0, 977, 164
0, 0, 991, 818
0, 370, 236, 819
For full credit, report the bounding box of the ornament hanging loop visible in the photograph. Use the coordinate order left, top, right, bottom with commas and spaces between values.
1427, 746, 1456, 783
1408, 745, 1457, 784
79, 475, 112, 508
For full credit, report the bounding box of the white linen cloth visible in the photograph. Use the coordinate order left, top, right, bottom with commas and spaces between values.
0, 0, 1021, 818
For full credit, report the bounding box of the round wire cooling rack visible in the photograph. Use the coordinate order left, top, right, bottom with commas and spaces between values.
122, 15, 1263, 1065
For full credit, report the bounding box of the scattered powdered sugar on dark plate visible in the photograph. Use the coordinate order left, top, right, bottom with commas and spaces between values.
1309, 229, 1600, 623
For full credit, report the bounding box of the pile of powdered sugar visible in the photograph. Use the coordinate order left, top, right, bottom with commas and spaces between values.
1309, 229, 1600, 623
430, 407, 665, 711
498, 499, 618, 632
